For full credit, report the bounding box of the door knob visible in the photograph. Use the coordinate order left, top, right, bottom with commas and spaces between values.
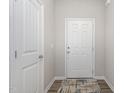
39, 55, 43, 59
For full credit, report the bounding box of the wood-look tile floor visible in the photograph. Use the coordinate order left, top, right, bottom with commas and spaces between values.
48, 79, 113, 93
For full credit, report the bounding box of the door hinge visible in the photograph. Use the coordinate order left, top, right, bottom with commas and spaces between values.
15, 50, 17, 59
39, 55, 43, 59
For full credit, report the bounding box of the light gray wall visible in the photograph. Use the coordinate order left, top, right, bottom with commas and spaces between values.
42, 0, 55, 90
55, 0, 105, 76
105, 0, 114, 88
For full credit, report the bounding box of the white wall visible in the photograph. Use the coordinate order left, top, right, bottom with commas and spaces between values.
42, 0, 55, 90
55, 0, 105, 76
105, 0, 114, 89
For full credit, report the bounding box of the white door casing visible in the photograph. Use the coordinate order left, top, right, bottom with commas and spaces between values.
12, 0, 44, 93
65, 18, 95, 78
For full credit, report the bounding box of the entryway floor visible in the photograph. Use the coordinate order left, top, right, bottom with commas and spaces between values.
47, 79, 113, 93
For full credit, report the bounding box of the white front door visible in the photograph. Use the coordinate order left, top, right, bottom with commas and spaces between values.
13, 0, 44, 93
66, 18, 94, 78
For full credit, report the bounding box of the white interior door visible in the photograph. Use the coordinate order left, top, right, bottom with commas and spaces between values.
13, 0, 44, 93
66, 18, 94, 78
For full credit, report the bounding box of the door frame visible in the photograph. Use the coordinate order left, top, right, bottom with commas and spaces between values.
9, 0, 14, 92
9, 0, 45, 92
39, 3, 45, 93
65, 18, 95, 78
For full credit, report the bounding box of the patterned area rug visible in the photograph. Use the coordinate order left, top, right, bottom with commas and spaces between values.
48, 79, 113, 93
57, 79, 100, 93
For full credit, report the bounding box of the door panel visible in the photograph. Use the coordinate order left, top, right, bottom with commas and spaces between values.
23, 0, 38, 53
66, 18, 94, 78
13, 0, 43, 93
23, 63, 38, 93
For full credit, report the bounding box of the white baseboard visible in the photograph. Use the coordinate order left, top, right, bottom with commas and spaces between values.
104, 76, 114, 92
94, 76, 105, 80
95, 76, 114, 92
55, 76, 105, 80
45, 78, 55, 93
54, 76, 66, 80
